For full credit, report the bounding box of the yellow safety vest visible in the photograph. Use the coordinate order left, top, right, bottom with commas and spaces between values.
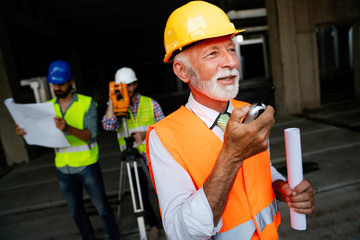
117, 95, 154, 154
146, 99, 280, 240
50, 94, 99, 167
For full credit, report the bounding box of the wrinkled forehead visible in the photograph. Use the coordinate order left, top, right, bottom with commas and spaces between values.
189, 35, 234, 53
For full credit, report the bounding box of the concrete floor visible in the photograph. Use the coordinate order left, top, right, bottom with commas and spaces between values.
0, 98, 359, 240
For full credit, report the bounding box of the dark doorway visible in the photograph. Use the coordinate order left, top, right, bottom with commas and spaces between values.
317, 24, 355, 105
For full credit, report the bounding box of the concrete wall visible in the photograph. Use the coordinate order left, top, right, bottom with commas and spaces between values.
0, 49, 29, 165
266, 0, 360, 115
0, 7, 29, 166
353, 23, 360, 99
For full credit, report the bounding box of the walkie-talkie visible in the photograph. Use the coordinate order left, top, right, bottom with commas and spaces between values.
242, 86, 275, 124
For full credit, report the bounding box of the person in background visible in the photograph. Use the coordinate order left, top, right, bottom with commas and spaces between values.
102, 67, 164, 240
16, 60, 120, 240
146, 1, 316, 239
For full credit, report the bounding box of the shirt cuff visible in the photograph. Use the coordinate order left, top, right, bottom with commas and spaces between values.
271, 166, 286, 182
102, 115, 117, 123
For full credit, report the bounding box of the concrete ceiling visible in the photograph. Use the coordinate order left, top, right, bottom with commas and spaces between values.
0, 0, 267, 104
2, 0, 265, 67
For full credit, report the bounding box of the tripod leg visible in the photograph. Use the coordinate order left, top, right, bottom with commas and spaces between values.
126, 161, 148, 240
118, 116, 148, 239
137, 217, 147, 240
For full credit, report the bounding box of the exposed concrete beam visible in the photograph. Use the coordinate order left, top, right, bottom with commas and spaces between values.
227, 8, 267, 20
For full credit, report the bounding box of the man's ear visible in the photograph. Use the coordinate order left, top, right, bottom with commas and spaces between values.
69, 78, 75, 88
173, 62, 190, 83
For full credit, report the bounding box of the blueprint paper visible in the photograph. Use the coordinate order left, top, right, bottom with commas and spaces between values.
284, 128, 307, 230
4, 98, 70, 148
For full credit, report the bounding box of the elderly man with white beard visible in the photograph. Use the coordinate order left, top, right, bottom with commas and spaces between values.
146, 2, 315, 240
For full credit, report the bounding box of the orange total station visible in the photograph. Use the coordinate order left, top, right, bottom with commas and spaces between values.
109, 81, 130, 116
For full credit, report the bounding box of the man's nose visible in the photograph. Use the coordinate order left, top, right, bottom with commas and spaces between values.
221, 52, 238, 69
52, 84, 60, 90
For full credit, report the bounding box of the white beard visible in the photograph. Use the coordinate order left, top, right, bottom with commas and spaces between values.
189, 67, 240, 101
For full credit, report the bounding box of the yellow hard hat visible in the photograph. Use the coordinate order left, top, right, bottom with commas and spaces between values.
163, 1, 244, 63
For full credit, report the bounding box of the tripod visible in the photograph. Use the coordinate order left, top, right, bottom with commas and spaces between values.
116, 116, 153, 240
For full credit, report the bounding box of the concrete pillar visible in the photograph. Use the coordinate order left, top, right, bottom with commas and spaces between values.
266, 0, 320, 115
0, 49, 29, 165
293, 0, 321, 110
0, 7, 29, 165
354, 23, 360, 100
266, 0, 302, 115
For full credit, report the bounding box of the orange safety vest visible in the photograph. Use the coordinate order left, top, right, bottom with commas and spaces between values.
146, 99, 281, 240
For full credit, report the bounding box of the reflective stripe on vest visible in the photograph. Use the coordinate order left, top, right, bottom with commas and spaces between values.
117, 125, 149, 139
256, 198, 279, 232
117, 96, 154, 154
146, 99, 280, 239
55, 142, 98, 153
214, 218, 256, 240
214, 198, 279, 239
50, 94, 98, 167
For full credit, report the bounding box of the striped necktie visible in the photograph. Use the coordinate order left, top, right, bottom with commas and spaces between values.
217, 113, 230, 132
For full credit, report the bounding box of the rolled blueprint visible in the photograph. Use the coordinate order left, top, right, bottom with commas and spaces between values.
284, 128, 307, 230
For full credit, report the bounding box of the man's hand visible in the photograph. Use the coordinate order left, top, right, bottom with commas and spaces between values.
54, 116, 92, 142
204, 105, 275, 225
15, 124, 27, 136
105, 97, 116, 119
272, 179, 316, 215
132, 131, 147, 145
54, 116, 68, 132
223, 105, 275, 163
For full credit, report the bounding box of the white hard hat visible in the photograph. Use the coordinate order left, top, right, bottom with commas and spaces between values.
114, 67, 137, 85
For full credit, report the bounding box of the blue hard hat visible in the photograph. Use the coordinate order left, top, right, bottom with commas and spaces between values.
47, 60, 74, 84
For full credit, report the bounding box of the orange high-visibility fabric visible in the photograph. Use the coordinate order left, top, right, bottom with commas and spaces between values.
146, 100, 280, 238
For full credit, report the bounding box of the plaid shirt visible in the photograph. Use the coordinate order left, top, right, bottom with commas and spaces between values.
102, 93, 164, 131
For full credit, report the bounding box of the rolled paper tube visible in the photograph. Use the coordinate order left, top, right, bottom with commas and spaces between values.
284, 128, 307, 230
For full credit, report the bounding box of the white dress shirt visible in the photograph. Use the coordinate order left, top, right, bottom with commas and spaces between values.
148, 93, 285, 240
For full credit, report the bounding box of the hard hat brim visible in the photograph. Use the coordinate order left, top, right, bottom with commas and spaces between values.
163, 29, 245, 63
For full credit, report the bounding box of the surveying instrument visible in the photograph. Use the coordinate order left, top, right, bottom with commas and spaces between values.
109, 81, 153, 240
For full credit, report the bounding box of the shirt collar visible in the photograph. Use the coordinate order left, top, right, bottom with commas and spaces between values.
185, 93, 234, 129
